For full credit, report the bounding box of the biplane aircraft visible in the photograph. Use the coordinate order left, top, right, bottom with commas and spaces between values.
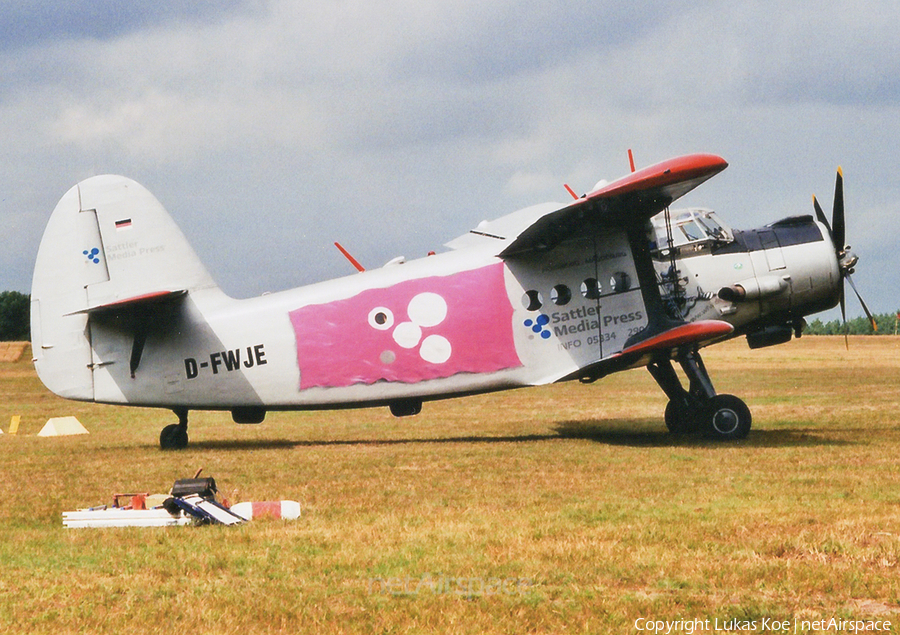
30, 153, 870, 448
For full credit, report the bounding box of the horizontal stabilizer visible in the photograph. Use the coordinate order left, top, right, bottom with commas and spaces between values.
65, 289, 187, 316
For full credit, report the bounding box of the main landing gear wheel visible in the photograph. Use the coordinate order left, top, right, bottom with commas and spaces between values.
649, 349, 752, 441
159, 409, 189, 450
700, 394, 751, 441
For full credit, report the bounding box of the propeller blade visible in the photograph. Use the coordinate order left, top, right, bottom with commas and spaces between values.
812, 195, 833, 236
817, 167, 871, 345
832, 167, 845, 250
846, 273, 878, 331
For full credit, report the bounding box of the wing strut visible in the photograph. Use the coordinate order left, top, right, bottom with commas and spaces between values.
661, 206, 684, 318
129, 319, 150, 378
622, 222, 684, 349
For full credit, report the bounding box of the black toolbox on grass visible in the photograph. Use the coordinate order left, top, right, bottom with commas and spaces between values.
171, 477, 217, 499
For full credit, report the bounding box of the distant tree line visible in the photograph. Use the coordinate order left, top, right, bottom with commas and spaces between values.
0, 291, 29, 341
805, 312, 900, 335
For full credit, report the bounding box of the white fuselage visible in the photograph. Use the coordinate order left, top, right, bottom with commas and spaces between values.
31, 174, 842, 416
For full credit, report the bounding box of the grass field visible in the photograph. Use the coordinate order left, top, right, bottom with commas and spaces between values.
1, 337, 898, 634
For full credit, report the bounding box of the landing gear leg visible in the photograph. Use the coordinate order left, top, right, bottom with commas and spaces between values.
648, 348, 751, 440
648, 357, 700, 434
159, 408, 189, 450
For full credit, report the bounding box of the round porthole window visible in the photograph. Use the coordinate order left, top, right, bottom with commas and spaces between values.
581, 278, 601, 300
550, 284, 571, 306
522, 290, 543, 311
610, 272, 631, 293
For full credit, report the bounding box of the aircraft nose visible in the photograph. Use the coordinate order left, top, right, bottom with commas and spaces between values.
812, 167, 876, 330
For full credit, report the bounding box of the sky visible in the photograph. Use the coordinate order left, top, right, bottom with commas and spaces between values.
2, 0, 897, 321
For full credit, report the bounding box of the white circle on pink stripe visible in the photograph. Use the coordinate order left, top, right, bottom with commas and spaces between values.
420, 335, 451, 364
407, 292, 447, 327
392, 322, 422, 348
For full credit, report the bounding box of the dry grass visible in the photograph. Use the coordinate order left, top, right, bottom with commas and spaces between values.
1, 338, 898, 634
0, 342, 27, 363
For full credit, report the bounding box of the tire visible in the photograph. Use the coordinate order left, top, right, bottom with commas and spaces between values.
159, 424, 188, 450
664, 398, 697, 434
701, 394, 751, 441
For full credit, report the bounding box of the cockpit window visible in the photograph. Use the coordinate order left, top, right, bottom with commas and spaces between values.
695, 215, 727, 240
649, 208, 734, 257
679, 220, 706, 242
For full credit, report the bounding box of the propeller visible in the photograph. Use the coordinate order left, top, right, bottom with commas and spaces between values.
812, 167, 877, 343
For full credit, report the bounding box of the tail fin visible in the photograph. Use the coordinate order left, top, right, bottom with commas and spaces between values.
31, 175, 218, 400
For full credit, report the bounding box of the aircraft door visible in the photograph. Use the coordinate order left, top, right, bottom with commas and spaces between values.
512, 237, 602, 370
510, 229, 648, 372
589, 230, 648, 357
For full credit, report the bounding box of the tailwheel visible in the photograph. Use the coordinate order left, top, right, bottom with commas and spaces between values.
700, 394, 751, 441
159, 408, 189, 450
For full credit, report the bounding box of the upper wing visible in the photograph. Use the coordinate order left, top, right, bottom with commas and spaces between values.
499, 154, 728, 257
